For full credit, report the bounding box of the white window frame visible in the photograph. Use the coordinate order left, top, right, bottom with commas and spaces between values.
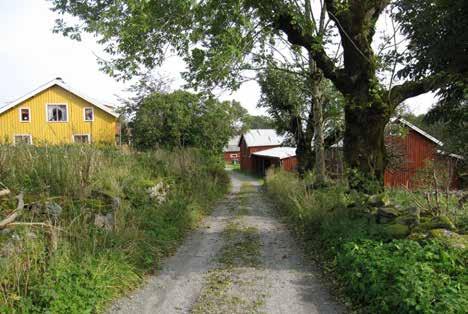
19, 107, 31, 123
83, 107, 94, 122
46, 103, 69, 123
72, 134, 91, 144
13, 134, 33, 145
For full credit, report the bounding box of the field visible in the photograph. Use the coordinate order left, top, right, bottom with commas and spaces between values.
0, 145, 229, 313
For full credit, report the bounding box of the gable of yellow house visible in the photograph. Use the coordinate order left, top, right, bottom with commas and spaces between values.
0, 78, 119, 145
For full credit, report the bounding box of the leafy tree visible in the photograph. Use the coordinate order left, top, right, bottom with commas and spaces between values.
133, 90, 239, 152
394, 0, 467, 161
243, 115, 275, 130
394, 0, 467, 104
258, 64, 345, 176
50, 0, 465, 191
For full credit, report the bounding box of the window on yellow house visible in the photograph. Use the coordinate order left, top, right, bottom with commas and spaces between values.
73, 134, 90, 144
47, 104, 68, 122
84, 107, 94, 121
14, 134, 32, 145
19, 108, 30, 122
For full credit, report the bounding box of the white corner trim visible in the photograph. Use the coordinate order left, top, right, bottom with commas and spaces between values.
19, 107, 31, 123
46, 103, 69, 123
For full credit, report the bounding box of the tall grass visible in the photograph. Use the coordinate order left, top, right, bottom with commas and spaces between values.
265, 169, 467, 314
0, 145, 228, 313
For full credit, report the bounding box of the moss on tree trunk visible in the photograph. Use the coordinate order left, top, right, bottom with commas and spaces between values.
343, 102, 389, 192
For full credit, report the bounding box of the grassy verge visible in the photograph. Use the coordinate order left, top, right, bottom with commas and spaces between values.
0, 145, 229, 313
265, 170, 467, 314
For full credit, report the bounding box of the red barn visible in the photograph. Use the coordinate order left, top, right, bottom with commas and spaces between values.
239, 129, 284, 172
327, 118, 462, 189
223, 136, 240, 164
384, 118, 462, 189
251, 147, 298, 175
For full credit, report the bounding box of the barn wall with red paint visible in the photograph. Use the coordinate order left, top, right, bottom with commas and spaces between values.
239, 136, 282, 172
224, 151, 240, 163
281, 157, 298, 171
384, 129, 437, 188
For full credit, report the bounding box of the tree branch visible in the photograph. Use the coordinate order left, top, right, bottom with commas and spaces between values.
389, 75, 445, 108
273, 13, 349, 93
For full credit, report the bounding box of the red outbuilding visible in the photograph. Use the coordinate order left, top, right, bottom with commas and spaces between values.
239, 129, 285, 173
223, 136, 240, 164
251, 147, 298, 175
384, 118, 462, 189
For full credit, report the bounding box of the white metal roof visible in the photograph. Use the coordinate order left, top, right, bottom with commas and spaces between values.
252, 147, 296, 159
331, 118, 445, 148
393, 117, 444, 146
240, 129, 284, 147
437, 150, 464, 160
223, 135, 240, 152
0, 78, 119, 118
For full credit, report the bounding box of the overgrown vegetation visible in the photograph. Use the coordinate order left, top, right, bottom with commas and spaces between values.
0, 145, 229, 313
266, 170, 467, 313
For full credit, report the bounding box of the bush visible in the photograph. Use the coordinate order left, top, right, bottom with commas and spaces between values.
0, 145, 228, 312
265, 169, 467, 314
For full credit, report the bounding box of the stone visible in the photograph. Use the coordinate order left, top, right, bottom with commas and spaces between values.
45, 202, 62, 219
368, 193, 391, 207
381, 223, 410, 239
417, 215, 457, 232
407, 232, 428, 241
94, 212, 114, 231
395, 215, 419, 227
376, 207, 400, 224
429, 229, 467, 249
407, 206, 420, 219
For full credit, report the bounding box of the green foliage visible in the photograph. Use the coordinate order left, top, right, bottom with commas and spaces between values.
243, 114, 275, 130
265, 170, 467, 313
0, 145, 228, 312
132, 90, 241, 152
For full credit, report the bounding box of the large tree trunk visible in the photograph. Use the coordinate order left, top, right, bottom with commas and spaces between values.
343, 103, 389, 192
295, 115, 315, 176
310, 63, 326, 184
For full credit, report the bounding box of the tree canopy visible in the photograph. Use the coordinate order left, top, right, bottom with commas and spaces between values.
50, 0, 467, 190
133, 90, 241, 152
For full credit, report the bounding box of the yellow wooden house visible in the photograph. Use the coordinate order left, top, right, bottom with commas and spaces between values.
0, 78, 119, 145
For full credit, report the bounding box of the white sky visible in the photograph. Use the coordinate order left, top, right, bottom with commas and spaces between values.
0, 0, 435, 116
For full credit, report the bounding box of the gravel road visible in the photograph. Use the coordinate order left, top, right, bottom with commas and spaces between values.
108, 170, 345, 314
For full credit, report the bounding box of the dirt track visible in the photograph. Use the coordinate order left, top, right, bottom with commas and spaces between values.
108, 170, 345, 314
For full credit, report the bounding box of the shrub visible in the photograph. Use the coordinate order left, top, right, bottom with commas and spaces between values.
265, 169, 467, 314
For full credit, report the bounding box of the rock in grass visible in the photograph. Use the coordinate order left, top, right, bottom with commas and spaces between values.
417, 215, 457, 232
94, 212, 114, 231
395, 215, 419, 227
368, 193, 391, 207
381, 223, 410, 239
429, 229, 467, 249
407, 232, 428, 241
45, 202, 62, 219
376, 207, 399, 224
394, 206, 421, 227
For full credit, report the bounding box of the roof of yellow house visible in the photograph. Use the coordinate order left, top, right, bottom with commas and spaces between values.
0, 78, 119, 118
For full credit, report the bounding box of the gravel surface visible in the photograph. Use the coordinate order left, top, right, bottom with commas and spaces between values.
107, 170, 345, 314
